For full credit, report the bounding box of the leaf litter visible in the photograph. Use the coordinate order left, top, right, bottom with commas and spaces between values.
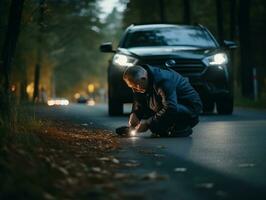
1, 120, 173, 199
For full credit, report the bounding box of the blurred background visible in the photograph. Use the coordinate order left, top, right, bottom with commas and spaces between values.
0, 0, 266, 105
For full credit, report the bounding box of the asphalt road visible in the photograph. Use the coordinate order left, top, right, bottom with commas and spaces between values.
36, 104, 266, 200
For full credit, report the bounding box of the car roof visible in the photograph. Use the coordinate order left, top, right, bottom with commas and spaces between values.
127, 24, 201, 32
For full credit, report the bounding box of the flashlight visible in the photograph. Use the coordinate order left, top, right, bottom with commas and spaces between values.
130, 129, 136, 136
115, 126, 137, 137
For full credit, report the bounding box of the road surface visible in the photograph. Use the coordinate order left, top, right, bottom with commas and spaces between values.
36, 104, 266, 200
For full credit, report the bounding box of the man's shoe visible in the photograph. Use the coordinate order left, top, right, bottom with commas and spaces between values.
150, 131, 172, 138
170, 126, 193, 137
150, 132, 161, 138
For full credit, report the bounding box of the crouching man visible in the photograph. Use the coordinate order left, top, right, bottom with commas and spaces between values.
123, 65, 202, 137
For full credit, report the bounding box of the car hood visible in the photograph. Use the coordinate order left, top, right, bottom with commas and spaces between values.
119, 46, 218, 60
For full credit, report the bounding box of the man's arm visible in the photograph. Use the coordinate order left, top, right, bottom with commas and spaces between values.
131, 92, 146, 120
149, 81, 178, 130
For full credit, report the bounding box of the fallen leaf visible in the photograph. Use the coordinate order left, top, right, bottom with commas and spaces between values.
43, 192, 55, 200
91, 167, 101, 173
17, 149, 26, 155
174, 167, 187, 172
98, 157, 110, 161
154, 154, 165, 158
66, 177, 77, 185
128, 159, 138, 163
238, 163, 256, 168
216, 190, 227, 197
141, 171, 168, 181
105, 170, 112, 175
114, 173, 128, 179
112, 158, 120, 164
58, 167, 69, 176
124, 162, 140, 167
196, 182, 214, 189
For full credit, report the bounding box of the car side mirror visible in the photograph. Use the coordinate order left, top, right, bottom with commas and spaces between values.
100, 42, 116, 53
223, 40, 237, 49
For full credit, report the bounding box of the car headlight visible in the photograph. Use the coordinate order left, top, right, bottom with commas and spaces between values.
112, 53, 138, 67
203, 53, 228, 66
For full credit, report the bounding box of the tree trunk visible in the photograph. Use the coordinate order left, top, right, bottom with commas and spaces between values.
33, 0, 45, 103
229, 0, 237, 41
0, 0, 24, 122
183, 0, 191, 24
239, 0, 253, 98
20, 77, 28, 103
229, 0, 237, 88
216, 0, 224, 44
159, 0, 165, 23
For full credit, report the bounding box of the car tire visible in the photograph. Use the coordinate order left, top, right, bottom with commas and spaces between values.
108, 97, 123, 116
216, 96, 234, 115
201, 95, 215, 113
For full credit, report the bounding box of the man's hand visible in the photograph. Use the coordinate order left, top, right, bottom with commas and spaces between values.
129, 113, 139, 128
135, 119, 150, 133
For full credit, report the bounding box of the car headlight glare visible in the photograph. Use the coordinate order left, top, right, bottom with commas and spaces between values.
113, 54, 138, 67
203, 53, 228, 66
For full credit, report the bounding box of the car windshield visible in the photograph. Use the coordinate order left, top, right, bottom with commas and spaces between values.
123, 27, 217, 48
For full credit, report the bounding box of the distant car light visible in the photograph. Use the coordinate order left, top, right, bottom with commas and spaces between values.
48, 99, 69, 106
87, 99, 96, 106
203, 53, 228, 66
74, 93, 80, 99
113, 53, 138, 67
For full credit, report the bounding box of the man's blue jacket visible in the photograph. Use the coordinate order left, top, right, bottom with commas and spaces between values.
132, 65, 202, 129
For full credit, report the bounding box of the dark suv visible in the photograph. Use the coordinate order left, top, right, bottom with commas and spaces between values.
100, 24, 236, 116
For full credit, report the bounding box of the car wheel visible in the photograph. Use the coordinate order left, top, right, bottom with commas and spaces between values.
201, 96, 215, 113
216, 96, 234, 115
108, 96, 123, 116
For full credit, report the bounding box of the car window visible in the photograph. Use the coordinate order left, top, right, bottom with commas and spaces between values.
123, 27, 216, 48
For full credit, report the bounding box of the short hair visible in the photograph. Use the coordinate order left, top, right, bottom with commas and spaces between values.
123, 65, 146, 82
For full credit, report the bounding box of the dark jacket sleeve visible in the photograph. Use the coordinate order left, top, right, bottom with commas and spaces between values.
149, 80, 178, 129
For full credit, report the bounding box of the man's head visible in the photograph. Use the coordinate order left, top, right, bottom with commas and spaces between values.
123, 66, 149, 93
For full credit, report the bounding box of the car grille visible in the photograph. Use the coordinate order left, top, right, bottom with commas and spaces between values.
140, 59, 206, 75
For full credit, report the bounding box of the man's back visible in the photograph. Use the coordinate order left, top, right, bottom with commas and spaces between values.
143, 65, 202, 115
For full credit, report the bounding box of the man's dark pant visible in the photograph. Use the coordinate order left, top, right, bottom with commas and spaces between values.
147, 104, 199, 137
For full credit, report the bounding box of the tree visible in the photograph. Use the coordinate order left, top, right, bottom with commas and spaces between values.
229, 0, 237, 41
33, 0, 45, 103
0, 0, 24, 122
159, 0, 166, 23
183, 0, 191, 24
238, 0, 253, 98
216, 0, 224, 43
44, 0, 106, 97
123, 0, 166, 26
